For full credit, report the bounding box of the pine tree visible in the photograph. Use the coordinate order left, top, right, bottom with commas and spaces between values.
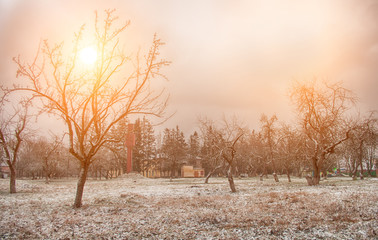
188, 131, 201, 166
161, 126, 187, 179
133, 117, 156, 172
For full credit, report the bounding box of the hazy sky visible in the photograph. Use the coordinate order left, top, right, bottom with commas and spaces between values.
1, 0, 377, 135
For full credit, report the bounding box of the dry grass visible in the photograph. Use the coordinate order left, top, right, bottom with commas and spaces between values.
0, 176, 377, 239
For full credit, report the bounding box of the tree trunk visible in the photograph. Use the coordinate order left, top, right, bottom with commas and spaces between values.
170, 161, 176, 182
313, 167, 320, 185
45, 171, 49, 184
10, 166, 16, 194
204, 172, 211, 184
306, 157, 321, 186
273, 172, 279, 182
286, 168, 291, 182
359, 164, 364, 180
305, 175, 314, 186
311, 157, 321, 185
227, 165, 236, 193
73, 165, 89, 208
204, 165, 221, 184
271, 163, 279, 182
44, 158, 49, 184
359, 144, 364, 180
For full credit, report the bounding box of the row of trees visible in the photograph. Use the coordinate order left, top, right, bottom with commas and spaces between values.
1, 79, 377, 202
2, 102, 376, 187
118, 80, 377, 191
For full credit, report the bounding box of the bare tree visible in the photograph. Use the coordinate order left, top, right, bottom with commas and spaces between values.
246, 130, 266, 180
260, 114, 279, 182
199, 116, 244, 192
9, 10, 170, 207
290, 79, 356, 185
277, 124, 305, 182
0, 98, 31, 193
364, 117, 377, 177
347, 112, 377, 180
17, 138, 76, 179
34, 136, 63, 184
220, 116, 244, 192
221, 133, 243, 192
198, 118, 226, 184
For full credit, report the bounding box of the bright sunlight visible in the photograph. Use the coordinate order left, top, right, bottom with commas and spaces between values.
79, 46, 97, 64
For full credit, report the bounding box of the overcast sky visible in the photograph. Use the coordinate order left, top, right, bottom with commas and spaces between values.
1, 0, 377, 135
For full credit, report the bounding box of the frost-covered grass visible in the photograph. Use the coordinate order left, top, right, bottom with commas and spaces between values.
0, 176, 377, 239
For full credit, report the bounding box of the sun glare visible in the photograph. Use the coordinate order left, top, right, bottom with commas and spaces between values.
79, 47, 97, 65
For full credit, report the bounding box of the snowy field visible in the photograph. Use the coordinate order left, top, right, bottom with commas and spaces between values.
0, 175, 377, 239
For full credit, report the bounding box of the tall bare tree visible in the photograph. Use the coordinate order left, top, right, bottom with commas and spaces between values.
9, 10, 170, 207
277, 124, 307, 182
290, 79, 356, 185
19, 136, 63, 183
221, 133, 243, 192
245, 130, 266, 179
198, 118, 226, 183
260, 114, 279, 182
347, 112, 377, 179
0, 98, 31, 193
221, 116, 244, 192
199, 116, 244, 192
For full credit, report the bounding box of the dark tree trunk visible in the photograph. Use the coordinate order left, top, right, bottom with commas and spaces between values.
359, 143, 364, 180
44, 158, 50, 184
359, 164, 364, 180
307, 157, 321, 186
170, 160, 176, 182
10, 166, 16, 194
352, 170, 358, 180
313, 164, 321, 185
74, 165, 89, 208
227, 165, 236, 193
286, 168, 291, 182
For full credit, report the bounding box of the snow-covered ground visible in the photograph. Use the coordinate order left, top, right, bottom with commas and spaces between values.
0, 175, 377, 239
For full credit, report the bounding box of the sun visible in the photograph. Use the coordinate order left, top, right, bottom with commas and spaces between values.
79, 47, 97, 65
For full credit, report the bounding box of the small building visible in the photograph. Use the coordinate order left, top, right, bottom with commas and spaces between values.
181, 165, 205, 178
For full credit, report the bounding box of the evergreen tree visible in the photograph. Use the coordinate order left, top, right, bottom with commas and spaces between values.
161, 126, 187, 179
133, 117, 156, 172
108, 118, 128, 173
188, 131, 200, 166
